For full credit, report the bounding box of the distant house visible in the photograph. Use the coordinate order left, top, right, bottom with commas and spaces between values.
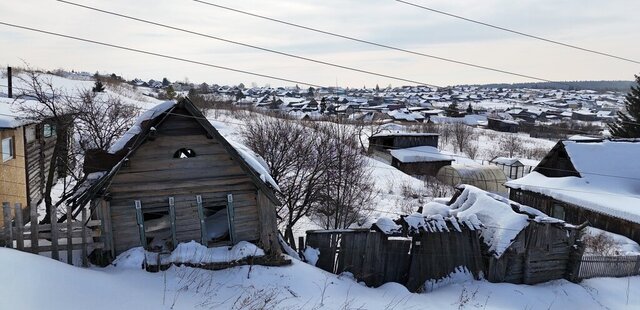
506, 139, 640, 243
571, 110, 598, 121
0, 100, 68, 226
390, 146, 453, 177
368, 133, 439, 154
487, 118, 519, 133
76, 98, 281, 260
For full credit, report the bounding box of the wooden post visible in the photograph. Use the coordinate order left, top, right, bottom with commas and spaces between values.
134, 200, 146, 248
7, 67, 12, 99
81, 208, 88, 267
14, 203, 24, 250
50, 204, 59, 260
168, 197, 177, 250
226, 194, 236, 244
196, 195, 207, 245
298, 236, 305, 251
3, 202, 13, 248
30, 204, 38, 253
66, 204, 73, 265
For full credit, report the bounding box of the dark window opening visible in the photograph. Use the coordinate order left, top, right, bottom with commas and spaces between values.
203, 204, 231, 245
173, 148, 197, 159
43, 123, 56, 138
143, 208, 172, 252
552, 203, 565, 221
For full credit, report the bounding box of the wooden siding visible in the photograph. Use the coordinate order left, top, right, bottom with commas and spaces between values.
24, 123, 58, 209
511, 189, 640, 244
391, 158, 452, 178
0, 127, 27, 227
106, 110, 264, 255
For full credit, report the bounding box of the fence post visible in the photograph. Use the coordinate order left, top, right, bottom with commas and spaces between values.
196, 195, 207, 245
30, 205, 38, 253
14, 203, 24, 250
50, 204, 59, 260
81, 208, 88, 267
66, 204, 73, 265
3, 202, 13, 248
168, 197, 177, 249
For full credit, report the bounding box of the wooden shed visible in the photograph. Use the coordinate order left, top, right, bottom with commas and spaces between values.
506, 139, 640, 244
368, 132, 439, 154
77, 98, 281, 259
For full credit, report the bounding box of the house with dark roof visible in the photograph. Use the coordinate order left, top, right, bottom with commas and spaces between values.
75, 98, 281, 260
506, 139, 640, 243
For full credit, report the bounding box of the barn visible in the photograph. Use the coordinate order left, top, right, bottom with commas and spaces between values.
506, 139, 640, 244
389, 146, 453, 177
76, 98, 281, 260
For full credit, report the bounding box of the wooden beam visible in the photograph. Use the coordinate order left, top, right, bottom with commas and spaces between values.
30, 204, 38, 253
14, 203, 23, 250
168, 196, 177, 250
196, 195, 207, 245
134, 200, 146, 249
227, 194, 236, 244
50, 204, 59, 260
2, 202, 12, 248
66, 204, 73, 265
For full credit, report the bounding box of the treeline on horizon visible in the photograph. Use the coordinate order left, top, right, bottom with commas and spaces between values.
466, 80, 634, 92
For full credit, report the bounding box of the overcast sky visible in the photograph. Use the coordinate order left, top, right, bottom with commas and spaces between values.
1, 0, 639, 88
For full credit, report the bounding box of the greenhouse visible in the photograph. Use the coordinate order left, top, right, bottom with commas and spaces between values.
436, 164, 508, 194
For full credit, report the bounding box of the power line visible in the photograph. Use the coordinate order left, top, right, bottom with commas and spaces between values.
56, 0, 438, 88
0, 21, 324, 88
395, 0, 640, 65
192, 0, 566, 84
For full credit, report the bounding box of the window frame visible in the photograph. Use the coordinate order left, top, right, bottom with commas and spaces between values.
2, 136, 15, 162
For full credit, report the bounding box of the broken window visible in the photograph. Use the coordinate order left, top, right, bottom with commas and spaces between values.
203, 203, 231, 245
142, 207, 172, 252
173, 148, 196, 159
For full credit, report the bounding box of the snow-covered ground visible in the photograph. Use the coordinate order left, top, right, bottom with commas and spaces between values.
1, 247, 640, 309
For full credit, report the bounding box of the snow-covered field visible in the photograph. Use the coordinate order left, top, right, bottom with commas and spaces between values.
1, 247, 639, 309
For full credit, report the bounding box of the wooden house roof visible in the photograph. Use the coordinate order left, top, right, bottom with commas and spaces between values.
73, 98, 281, 210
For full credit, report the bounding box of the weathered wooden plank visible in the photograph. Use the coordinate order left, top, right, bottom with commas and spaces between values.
82, 208, 88, 267
30, 204, 38, 253
14, 203, 24, 250
226, 194, 236, 243
50, 204, 59, 260
168, 197, 177, 250
66, 204, 73, 265
134, 200, 146, 249
2, 202, 12, 248
108, 177, 255, 195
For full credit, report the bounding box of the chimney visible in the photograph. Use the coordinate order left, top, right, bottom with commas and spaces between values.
7, 66, 12, 98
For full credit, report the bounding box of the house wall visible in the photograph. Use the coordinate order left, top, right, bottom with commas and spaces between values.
510, 189, 640, 244
105, 110, 265, 255
0, 127, 27, 227
391, 159, 452, 177
24, 123, 58, 209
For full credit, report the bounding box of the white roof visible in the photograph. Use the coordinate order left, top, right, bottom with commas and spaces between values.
506, 140, 640, 224
390, 146, 454, 163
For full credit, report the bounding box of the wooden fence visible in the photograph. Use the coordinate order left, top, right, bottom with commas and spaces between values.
305, 228, 483, 291
1, 202, 102, 266
576, 255, 640, 280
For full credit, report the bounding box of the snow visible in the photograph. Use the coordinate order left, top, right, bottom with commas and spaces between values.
2, 247, 640, 309
390, 146, 454, 163
303, 247, 320, 266
374, 217, 402, 235
228, 140, 280, 191
145, 241, 265, 266
583, 227, 640, 256
108, 100, 175, 154
0, 98, 30, 128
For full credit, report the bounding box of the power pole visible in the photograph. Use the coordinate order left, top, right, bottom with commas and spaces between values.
7, 66, 12, 98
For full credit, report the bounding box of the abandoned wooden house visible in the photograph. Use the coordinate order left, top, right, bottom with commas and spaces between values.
487, 117, 519, 133
75, 98, 281, 261
0, 99, 68, 227
506, 139, 640, 244
305, 185, 581, 291
438, 185, 581, 284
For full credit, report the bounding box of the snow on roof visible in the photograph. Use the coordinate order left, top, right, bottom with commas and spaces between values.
108, 100, 175, 154
506, 140, 640, 224
422, 185, 562, 257
374, 217, 402, 235
490, 157, 539, 167
0, 99, 29, 128
228, 141, 280, 191
371, 132, 439, 138
390, 146, 454, 163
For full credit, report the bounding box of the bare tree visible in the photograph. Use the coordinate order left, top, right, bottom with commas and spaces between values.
353, 116, 384, 154
499, 134, 523, 158
312, 123, 376, 229
241, 117, 329, 250
69, 90, 139, 152
452, 122, 475, 153
14, 68, 76, 222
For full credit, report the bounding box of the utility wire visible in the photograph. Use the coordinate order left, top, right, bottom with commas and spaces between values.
0, 21, 324, 88
395, 0, 640, 65
192, 0, 565, 84
56, 0, 438, 88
